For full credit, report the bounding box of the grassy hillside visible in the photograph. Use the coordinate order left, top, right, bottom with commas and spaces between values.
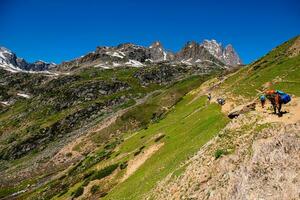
42, 81, 228, 200
146, 36, 300, 200
103, 96, 228, 199
0, 65, 215, 198
7, 73, 215, 199
221, 36, 300, 98
101, 35, 300, 199
1, 35, 299, 200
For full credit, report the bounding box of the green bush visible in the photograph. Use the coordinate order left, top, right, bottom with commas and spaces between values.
154, 134, 165, 142
72, 186, 84, 198
90, 164, 119, 181
134, 149, 142, 156
214, 149, 227, 159
90, 185, 100, 194
120, 161, 128, 170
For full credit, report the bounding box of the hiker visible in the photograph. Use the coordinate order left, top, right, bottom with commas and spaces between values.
259, 90, 291, 116
217, 98, 225, 106
207, 93, 211, 101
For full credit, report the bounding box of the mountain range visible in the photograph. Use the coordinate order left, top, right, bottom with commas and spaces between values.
0, 39, 242, 73
1, 36, 299, 200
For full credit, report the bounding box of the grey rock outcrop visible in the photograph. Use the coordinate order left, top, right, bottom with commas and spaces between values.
228, 102, 256, 119
1, 38, 242, 73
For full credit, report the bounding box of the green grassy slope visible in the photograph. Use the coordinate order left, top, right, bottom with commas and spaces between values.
18, 75, 215, 200
3, 35, 299, 199
221, 36, 300, 97
103, 35, 300, 199
104, 95, 228, 200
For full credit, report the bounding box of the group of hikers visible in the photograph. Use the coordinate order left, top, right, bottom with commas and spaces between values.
259, 89, 291, 117
207, 89, 291, 117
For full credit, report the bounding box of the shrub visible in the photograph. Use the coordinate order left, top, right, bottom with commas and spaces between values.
90, 164, 119, 181
90, 185, 100, 194
104, 140, 120, 150
134, 150, 142, 156
66, 152, 72, 157
154, 134, 165, 142
139, 145, 145, 150
214, 149, 227, 159
72, 186, 84, 198
83, 170, 95, 179
133, 146, 145, 157
120, 161, 128, 170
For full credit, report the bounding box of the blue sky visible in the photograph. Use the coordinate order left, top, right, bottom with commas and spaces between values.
0, 0, 299, 64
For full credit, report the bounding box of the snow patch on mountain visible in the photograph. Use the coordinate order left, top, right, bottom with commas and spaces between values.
17, 93, 31, 99
203, 40, 242, 66
125, 59, 144, 67
0, 46, 58, 74
106, 51, 125, 59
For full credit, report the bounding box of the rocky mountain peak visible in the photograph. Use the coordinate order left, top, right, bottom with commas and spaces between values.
223, 44, 242, 65
148, 41, 169, 62
0, 46, 13, 55
185, 41, 198, 49
0, 46, 56, 73
203, 39, 223, 58
149, 41, 162, 49
1, 38, 242, 73
202, 39, 242, 66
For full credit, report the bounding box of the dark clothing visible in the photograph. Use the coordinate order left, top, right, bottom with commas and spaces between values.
266, 93, 282, 114
207, 93, 211, 101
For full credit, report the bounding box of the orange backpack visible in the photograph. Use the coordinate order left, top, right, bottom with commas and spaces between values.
265, 90, 276, 95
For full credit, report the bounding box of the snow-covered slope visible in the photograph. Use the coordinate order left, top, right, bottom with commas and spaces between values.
0, 47, 24, 73
0, 46, 57, 74
203, 39, 242, 66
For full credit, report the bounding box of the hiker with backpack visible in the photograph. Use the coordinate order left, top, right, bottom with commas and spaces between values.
207, 93, 212, 101
259, 90, 291, 117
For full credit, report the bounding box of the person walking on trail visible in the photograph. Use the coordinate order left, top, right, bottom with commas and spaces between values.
207, 93, 212, 101
259, 89, 291, 117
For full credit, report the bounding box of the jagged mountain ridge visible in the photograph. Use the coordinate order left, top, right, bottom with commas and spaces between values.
0, 47, 56, 73
58, 39, 242, 71
0, 39, 242, 73
0, 36, 299, 200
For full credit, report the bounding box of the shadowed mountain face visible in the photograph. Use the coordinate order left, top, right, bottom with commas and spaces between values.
0, 39, 242, 73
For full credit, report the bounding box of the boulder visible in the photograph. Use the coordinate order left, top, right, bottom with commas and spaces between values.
228, 102, 256, 119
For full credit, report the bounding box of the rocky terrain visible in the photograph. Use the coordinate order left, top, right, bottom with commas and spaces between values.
56, 39, 241, 72
0, 39, 241, 74
150, 108, 300, 200
148, 35, 300, 200
0, 35, 299, 200
0, 41, 225, 199
0, 47, 56, 73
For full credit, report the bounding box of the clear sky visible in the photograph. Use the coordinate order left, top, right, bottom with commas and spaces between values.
0, 0, 299, 64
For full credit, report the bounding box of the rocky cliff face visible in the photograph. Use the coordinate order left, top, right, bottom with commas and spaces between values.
202, 39, 242, 65
0, 47, 56, 73
56, 39, 242, 72
1, 39, 242, 74
174, 41, 224, 66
